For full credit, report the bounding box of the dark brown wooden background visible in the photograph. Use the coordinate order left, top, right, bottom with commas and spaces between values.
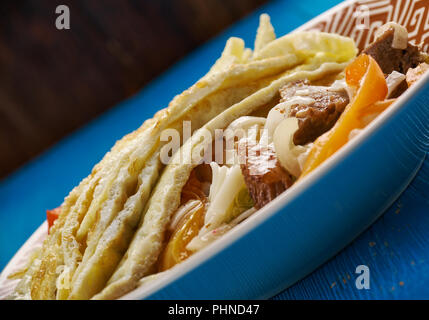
0, 0, 267, 179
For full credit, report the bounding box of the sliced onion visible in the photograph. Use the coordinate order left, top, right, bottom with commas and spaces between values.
264, 97, 315, 141
386, 71, 406, 98
273, 117, 311, 178
226, 116, 266, 133
205, 164, 245, 227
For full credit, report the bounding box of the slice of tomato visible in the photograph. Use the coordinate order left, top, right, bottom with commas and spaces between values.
47, 207, 61, 233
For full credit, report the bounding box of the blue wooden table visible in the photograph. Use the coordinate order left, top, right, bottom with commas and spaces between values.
1, 0, 428, 299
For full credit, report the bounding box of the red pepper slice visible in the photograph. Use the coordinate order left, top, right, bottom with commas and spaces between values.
47, 207, 61, 233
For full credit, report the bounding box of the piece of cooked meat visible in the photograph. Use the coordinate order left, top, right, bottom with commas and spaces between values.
406, 63, 429, 87
363, 27, 424, 75
240, 142, 293, 209
279, 80, 350, 145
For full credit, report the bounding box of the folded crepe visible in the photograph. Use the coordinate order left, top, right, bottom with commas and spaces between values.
9, 14, 359, 300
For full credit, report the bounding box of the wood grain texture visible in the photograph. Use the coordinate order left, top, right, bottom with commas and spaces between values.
0, 0, 266, 179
